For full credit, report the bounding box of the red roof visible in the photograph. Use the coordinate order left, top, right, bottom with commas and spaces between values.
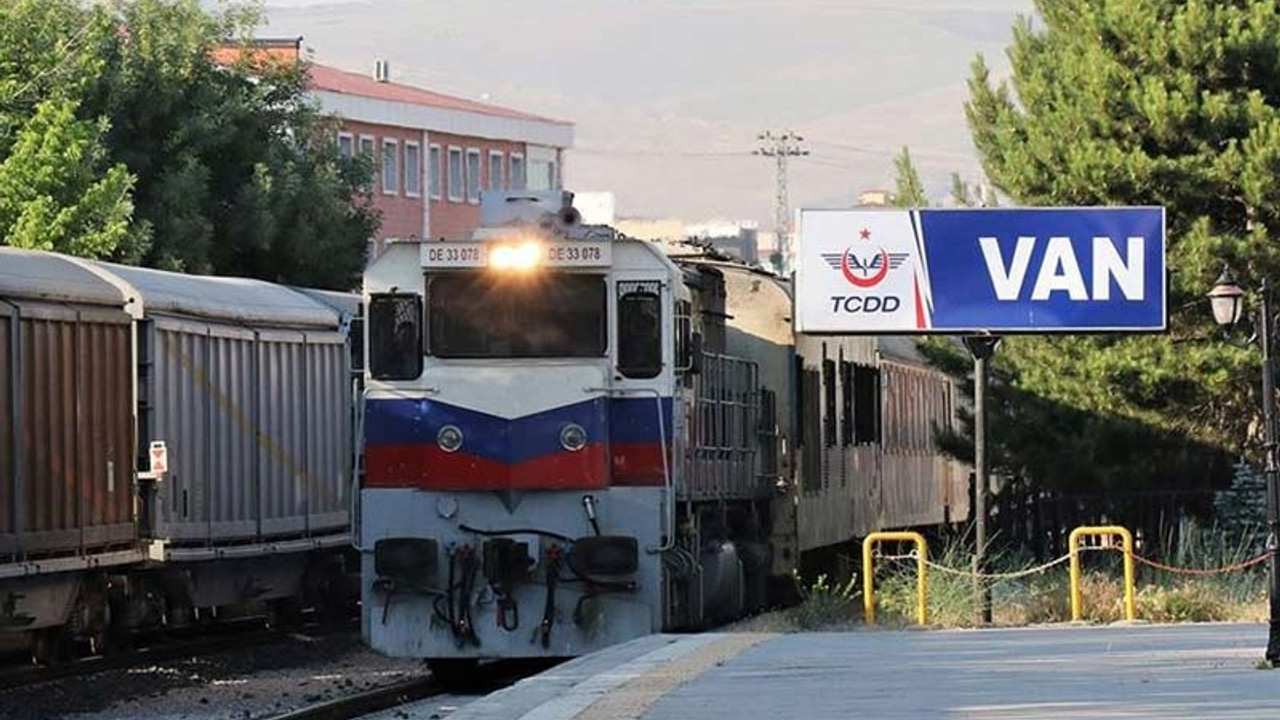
308, 64, 568, 126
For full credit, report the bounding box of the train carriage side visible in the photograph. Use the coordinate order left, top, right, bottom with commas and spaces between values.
791, 331, 970, 552
0, 249, 141, 656
877, 338, 970, 530
102, 263, 354, 623
681, 262, 799, 590
706, 258, 969, 573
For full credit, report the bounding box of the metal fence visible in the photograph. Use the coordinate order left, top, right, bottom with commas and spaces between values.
988, 484, 1226, 559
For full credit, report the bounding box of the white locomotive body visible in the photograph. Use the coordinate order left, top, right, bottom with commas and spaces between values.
359, 192, 969, 667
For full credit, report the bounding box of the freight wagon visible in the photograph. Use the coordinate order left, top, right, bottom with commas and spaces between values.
0, 249, 357, 662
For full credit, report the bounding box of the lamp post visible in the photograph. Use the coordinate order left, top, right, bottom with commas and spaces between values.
1207, 266, 1280, 665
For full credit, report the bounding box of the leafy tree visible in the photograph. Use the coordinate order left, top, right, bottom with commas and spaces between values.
0, 0, 377, 289
0, 0, 142, 260
0, 99, 140, 259
89, 0, 378, 288
956, 0, 1277, 492
892, 146, 929, 207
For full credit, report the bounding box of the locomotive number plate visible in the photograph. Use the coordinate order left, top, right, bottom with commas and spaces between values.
421, 241, 612, 268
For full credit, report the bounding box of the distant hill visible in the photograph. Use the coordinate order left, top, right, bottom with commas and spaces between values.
260, 0, 1030, 220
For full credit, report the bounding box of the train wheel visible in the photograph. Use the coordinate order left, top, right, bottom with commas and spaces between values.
427, 658, 480, 686
30, 626, 71, 667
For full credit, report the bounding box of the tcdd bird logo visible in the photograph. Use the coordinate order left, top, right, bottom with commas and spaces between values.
821, 228, 909, 289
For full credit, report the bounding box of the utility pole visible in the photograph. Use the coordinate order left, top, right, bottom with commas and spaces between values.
755, 131, 808, 274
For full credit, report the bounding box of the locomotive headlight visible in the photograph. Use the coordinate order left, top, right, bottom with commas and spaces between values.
560, 423, 588, 452
437, 425, 464, 453
489, 240, 542, 271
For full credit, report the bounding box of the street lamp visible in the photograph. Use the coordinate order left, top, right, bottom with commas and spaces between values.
1208, 267, 1245, 327
1207, 266, 1280, 665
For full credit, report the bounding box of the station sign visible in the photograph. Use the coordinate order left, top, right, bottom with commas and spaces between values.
421, 241, 612, 269
795, 207, 1166, 334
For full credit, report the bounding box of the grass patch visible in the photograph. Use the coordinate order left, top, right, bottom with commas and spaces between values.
743, 524, 1268, 632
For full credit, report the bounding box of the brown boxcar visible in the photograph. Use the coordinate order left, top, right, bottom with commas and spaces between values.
0, 250, 137, 565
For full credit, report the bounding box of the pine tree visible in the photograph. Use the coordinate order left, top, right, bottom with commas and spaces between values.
892, 146, 929, 207
950, 0, 1280, 492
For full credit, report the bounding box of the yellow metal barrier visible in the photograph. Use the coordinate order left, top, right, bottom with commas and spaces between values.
1069, 525, 1136, 622
862, 531, 928, 626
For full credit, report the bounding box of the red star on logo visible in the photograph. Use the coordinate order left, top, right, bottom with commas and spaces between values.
859, 228, 871, 241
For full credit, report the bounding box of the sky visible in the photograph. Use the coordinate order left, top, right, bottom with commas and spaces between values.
258, 0, 1034, 225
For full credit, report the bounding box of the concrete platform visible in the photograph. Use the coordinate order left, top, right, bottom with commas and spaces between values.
435, 623, 1280, 720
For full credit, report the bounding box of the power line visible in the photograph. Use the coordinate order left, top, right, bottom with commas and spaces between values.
754, 130, 807, 273
794, 155, 861, 170
808, 138, 974, 163
572, 147, 754, 158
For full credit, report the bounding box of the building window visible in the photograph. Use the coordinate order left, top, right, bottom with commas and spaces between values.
428, 144, 442, 199
487, 150, 504, 191
509, 154, 525, 191
405, 142, 421, 197
529, 159, 556, 191
466, 148, 481, 203
359, 134, 375, 157
337, 132, 354, 158
447, 147, 463, 202
382, 139, 399, 195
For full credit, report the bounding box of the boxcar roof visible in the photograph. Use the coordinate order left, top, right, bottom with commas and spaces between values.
0, 248, 128, 307
99, 262, 338, 329
292, 287, 361, 321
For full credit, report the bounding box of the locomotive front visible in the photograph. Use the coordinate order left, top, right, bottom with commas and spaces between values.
359, 192, 683, 666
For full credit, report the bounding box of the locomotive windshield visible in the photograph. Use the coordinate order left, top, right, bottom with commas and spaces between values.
427, 272, 606, 358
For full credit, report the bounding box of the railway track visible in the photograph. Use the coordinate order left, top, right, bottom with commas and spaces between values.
0, 617, 346, 693
263, 659, 557, 720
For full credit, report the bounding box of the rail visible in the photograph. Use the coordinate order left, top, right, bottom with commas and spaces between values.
261, 659, 548, 720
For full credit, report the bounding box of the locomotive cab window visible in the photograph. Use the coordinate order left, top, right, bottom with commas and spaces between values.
368, 294, 423, 380
427, 272, 606, 358
617, 282, 662, 379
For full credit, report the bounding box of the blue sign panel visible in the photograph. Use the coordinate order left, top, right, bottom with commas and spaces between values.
795, 207, 1166, 333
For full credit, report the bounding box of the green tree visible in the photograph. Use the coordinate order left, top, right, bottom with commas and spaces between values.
892, 146, 929, 207
89, 0, 377, 288
956, 0, 1275, 491
0, 0, 376, 289
0, 99, 140, 259
0, 0, 141, 260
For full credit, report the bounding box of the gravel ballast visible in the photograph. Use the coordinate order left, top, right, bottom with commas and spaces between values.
0, 632, 436, 720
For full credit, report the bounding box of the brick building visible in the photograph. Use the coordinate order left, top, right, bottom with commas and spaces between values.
310, 63, 573, 253
216, 39, 574, 254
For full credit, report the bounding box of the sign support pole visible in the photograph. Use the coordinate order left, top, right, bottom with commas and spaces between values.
963, 335, 1001, 625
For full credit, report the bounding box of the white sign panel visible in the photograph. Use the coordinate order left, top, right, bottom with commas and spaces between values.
148, 440, 169, 475
421, 241, 611, 269
795, 208, 1166, 333
797, 210, 923, 332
